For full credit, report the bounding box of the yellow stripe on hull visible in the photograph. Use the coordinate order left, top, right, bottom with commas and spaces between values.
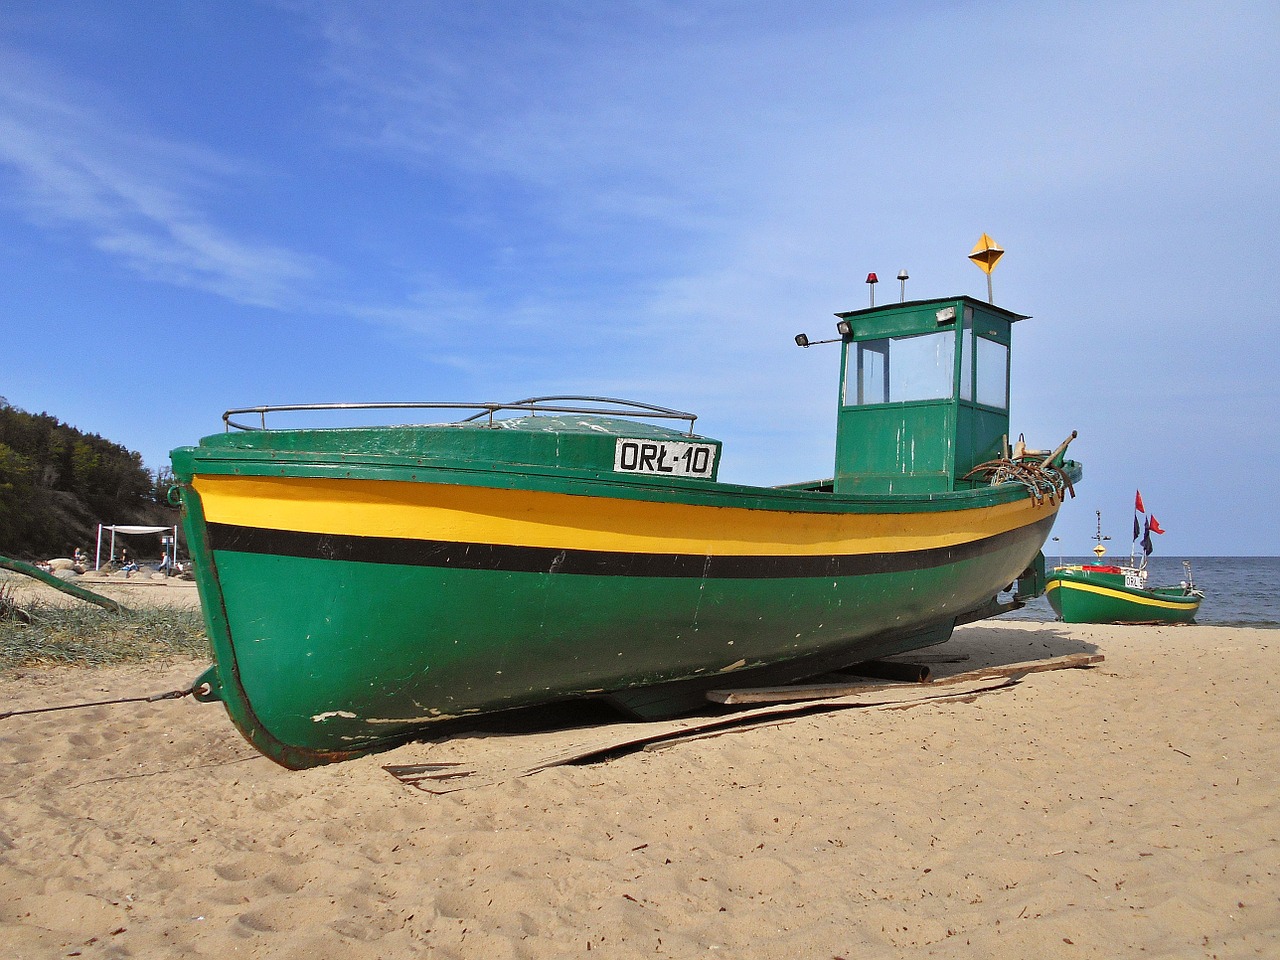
193, 474, 1053, 558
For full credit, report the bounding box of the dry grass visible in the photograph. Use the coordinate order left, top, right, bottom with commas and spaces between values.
0, 598, 209, 669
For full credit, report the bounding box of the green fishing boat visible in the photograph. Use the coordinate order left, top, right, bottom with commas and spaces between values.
1045, 565, 1202, 624
1045, 506, 1202, 624
172, 295, 1081, 769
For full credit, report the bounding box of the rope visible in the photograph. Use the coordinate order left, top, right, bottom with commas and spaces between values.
961, 456, 1075, 506
0, 685, 198, 721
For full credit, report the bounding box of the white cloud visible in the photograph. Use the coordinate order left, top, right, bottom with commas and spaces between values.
0, 48, 320, 308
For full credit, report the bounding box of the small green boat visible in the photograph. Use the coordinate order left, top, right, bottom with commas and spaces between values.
1045, 509, 1203, 624
1045, 564, 1202, 624
172, 295, 1081, 768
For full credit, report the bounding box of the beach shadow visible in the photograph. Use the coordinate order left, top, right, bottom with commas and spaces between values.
410, 698, 630, 741
386, 625, 1104, 790
407, 621, 1097, 748
910, 620, 1100, 681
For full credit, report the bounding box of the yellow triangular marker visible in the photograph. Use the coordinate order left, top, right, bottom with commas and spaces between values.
968, 233, 1004, 275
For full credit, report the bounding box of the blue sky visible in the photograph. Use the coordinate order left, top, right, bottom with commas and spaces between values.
1, 1, 1276, 555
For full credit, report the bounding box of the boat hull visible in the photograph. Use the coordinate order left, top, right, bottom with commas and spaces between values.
1045, 569, 1201, 624
175, 463, 1067, 768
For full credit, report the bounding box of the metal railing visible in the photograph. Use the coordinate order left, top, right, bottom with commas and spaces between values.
222, 396, 699, 436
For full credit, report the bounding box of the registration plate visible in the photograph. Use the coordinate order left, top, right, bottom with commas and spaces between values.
614, 438, 716, 478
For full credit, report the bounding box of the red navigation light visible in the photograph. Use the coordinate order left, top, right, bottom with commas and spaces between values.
865, 273, 878, 284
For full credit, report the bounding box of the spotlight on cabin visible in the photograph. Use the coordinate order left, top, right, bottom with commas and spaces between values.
795, 331, 843, 348
835, 319, 853, 337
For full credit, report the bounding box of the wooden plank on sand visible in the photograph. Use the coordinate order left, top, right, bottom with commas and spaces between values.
387, 673, 1027, 794
384, 654, 1103, 794
707, 653, 1103, 704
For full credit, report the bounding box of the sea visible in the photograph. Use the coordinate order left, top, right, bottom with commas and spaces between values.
998, 555, 1280, 628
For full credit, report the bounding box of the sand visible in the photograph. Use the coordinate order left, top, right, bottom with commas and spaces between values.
2, 608, 1278, 958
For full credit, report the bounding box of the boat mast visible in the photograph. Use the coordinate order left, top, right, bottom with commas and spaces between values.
1092, 510, 1111, 560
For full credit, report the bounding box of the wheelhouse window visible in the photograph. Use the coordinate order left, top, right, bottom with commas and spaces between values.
976, 337, 1009, 409
957, 310, 1009, 410
851, 340, 889, 404
845, 331, 955, 406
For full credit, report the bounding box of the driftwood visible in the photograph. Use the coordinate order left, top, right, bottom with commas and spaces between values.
386, 674, 1022, 793
385, 652, 1106, 794
0, 554, 130, 614
841, 659, 933, 683
707, 653, 1103, 705
931, 653, 1103, 683
883, 652, 971, 664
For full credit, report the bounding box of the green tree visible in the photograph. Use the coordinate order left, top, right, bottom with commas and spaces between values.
0, 400, 169, 558
0, 442, 36, 549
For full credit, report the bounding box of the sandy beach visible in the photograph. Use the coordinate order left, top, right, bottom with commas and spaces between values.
2, 599, 1277, 958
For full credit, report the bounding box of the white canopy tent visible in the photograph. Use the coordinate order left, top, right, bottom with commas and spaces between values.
95, 524, 179, 570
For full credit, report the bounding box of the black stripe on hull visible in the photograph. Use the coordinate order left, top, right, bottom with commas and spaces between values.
206, 514, 1056, 580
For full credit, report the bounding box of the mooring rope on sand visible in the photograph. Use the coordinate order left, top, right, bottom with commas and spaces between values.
0, 684, 198, 721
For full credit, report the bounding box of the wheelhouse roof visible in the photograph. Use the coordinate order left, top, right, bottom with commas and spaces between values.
833, 295, 1030, 323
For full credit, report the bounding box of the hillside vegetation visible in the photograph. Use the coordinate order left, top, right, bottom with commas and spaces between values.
0, 398, 177, 560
